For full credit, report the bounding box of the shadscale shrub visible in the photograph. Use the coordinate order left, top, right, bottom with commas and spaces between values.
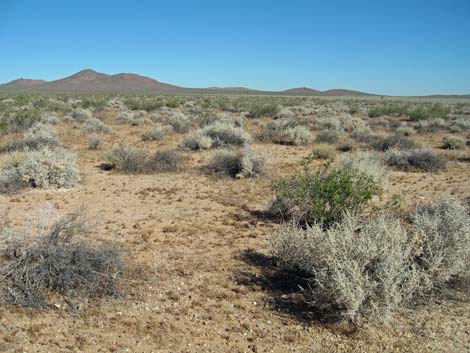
0, 147, 80, 193
384, 148, 446, 172
279, 126, 312, 146
0, 123, 60, 152
147, 149, 184, 172
181, 131, 213, 150
105, 142, 148, 174
85, 117, 112, 133
206, 149, 266, 178
315, 130, 340, 144
310, 145, 336, 160
270, 214, 419, 323
409, 199, 470, 291
442, 135, 466, 150
141, 128, 166, 141
269, 198, 470, 324
370, 134, 417, 151
201, 121, 251, 147
88, 133, 103, 150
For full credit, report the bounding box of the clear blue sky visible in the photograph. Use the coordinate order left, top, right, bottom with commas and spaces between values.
0, 0, 469, 95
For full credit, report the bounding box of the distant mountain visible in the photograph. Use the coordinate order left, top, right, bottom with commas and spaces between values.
1, 78, 47, 90
282, 87, 322, 95
0, 70, 468, 97
0, 69, 183, 93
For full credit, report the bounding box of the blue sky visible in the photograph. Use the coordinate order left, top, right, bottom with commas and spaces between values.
0, 0, 469, 95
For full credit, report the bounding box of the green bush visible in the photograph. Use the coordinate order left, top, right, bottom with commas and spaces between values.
249, 103, 280, 118
408, 105, 450, 121
272, 167, 376, 225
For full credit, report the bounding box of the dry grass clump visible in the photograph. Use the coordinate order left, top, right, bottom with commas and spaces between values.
0, 147, 80, 194
384, 148, 446, 172
442, 135, 466, 150
0, 211, 122, 308
206, 149, 266, 178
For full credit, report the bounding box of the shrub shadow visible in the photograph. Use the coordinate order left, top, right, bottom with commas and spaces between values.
235, 248, 342, 325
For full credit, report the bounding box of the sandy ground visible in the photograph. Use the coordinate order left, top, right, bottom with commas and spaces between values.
0, 111, 469, 352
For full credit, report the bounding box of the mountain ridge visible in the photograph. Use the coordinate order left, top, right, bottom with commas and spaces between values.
0, 69, 468, 97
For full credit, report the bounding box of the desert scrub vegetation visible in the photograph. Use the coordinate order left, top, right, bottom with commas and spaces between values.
201, 121, 251, 147
0, 122, 60, 153
269, 198, 470, 324
206, 149, 266, 178
310, 145, 336, 160
408, 104, 450, 121
147, 149, 184, 172
270, 214, 417, 323
141, 127, 167, 141
88, 133, 103, 150
182, 121, 251, 150
370, 134, 417, 151
167, 112, 192, 133
85, 117, 112, 133
350, 126, 375, 143
271, 165, 377, 226
105, 142, 184, 173
278, 126, 312, 145
384, 148, 446, 172
0, 147, 80, 194
181, 130, 213, 150
0, 211, 122, 308
315, 130, 340, 144
409, 199, 470, 290
337, 151, 388, 186
442, 135, 466, 150
248, 102, 280, 118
